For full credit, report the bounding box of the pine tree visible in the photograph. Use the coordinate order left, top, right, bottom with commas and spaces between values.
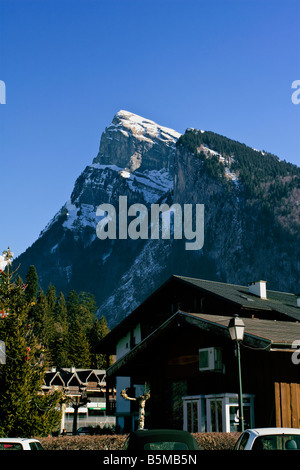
50, 292, 70, 368
66, 290, 79, 323
79, 291, 97, 317
0, 248, 61, 437
67, 290, 96, 335
68, 317, 91, 368
25, 265, 38, 303
89, 316, 111, 369
46, 283, 57, 313
30, 288, 54, 349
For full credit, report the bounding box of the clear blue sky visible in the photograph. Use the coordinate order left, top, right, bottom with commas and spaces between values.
0, 0, 299, 257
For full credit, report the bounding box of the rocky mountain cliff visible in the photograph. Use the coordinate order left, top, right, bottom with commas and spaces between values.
15, 111, 300, 327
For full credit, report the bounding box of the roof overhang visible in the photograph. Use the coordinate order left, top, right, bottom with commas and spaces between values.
106, 311, 300, 378
96, 276, 300, 356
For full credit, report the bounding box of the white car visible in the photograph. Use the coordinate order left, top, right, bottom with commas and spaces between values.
234, 428, 300, 450
0, 438, 43, 450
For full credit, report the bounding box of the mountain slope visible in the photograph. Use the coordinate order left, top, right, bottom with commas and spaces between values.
174, 129, 300, 290
15, 111, 300, 327
15, 111, 181, 324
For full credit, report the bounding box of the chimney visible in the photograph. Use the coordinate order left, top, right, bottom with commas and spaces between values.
248, 280, 267, 299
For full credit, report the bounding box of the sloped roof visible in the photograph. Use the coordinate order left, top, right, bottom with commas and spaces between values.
183, 312, 300, 347
43, 368, 107, 388
97, 275, 300, 354
106, 311, 300, 377
174, 275, 300, 320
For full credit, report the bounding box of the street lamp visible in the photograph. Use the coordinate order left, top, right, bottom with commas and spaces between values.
228, 315, 245, 432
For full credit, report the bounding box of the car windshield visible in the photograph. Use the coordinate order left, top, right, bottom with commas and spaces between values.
252, 434, 300, 450
144, 441, 189, 450
29, 442, 43, 450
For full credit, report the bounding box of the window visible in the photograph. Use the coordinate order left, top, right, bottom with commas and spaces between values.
29, 441, 43, 450
252, 434, 300, 450
209, 398, 223, 432
183, 393, 255, 433
182, 395, 206, 433
0, 443, 23, 450
235, 432, 250, 450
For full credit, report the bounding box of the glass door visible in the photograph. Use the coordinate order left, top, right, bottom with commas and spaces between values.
207, 398, 224, 432
182, 395, 205, 433
206, 393, 255, 432
228, 396, 254, 431
183, 393, 254, 432
186, 401, 198, 433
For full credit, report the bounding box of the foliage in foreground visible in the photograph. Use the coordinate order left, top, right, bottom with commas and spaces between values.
39, 432, 241, 450
0, 247, 112, 437
0, 248, 62, 437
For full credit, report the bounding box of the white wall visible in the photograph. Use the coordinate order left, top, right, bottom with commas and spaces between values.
116, 332, 131, 359
116, 323, 141, 359
115, 323, 142, 430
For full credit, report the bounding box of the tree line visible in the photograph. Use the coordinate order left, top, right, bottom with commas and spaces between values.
0, 249, 111, 436
24, 264, 111, 370
177, 129, 300, 203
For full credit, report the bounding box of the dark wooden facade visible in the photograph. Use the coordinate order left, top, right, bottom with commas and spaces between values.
97, 276, 300, 431
107, 313, 300, 430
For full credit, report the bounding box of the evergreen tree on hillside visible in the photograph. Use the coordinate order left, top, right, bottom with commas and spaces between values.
67, 290, 96, 335
66, 290, 79, 321
89, 316, 111, 369
50, 292, 70, 368
68, 317, 91, 368
30, 288, 54, 350
177, 128, 300, 232
46, 283, 57, 313
25, 265, 38, 303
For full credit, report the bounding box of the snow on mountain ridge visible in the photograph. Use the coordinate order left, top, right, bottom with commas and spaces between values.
40, 111, 179, 240
112, 110, 181, 144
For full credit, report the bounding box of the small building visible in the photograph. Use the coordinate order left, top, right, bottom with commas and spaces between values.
43, 367, 116, 433
96, 275, 300, 433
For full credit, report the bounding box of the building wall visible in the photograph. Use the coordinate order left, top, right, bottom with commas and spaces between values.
116, 323, 141, 359
124, 323, 300, 431
115, 323, 142, 431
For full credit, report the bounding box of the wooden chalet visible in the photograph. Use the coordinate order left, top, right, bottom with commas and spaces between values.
43, 368, 116, 433
97, 275, 300, 433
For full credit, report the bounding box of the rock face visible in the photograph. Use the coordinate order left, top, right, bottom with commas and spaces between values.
174, 129, 300, 292
93, 110, 180, 174
16, 110, 182, 326
15, 111, 300, 327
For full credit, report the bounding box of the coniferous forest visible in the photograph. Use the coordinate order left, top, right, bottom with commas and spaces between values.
0, 250, 111, 436
24, 264, 111, 370
177, 129, 300, 201
177, 129, 300, 236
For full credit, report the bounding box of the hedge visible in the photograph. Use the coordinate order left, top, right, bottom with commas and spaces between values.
39, 432, 241, 450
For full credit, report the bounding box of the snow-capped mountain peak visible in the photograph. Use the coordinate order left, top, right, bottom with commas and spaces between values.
112, 110, 181, 144
16, 111, 300, 328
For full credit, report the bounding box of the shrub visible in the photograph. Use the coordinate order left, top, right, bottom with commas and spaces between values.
39, 432, 241, 450
39, 435, 128, 450
193, 432, 241, 450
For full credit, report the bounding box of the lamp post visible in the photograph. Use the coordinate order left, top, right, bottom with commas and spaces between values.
228, 315, 245, 432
